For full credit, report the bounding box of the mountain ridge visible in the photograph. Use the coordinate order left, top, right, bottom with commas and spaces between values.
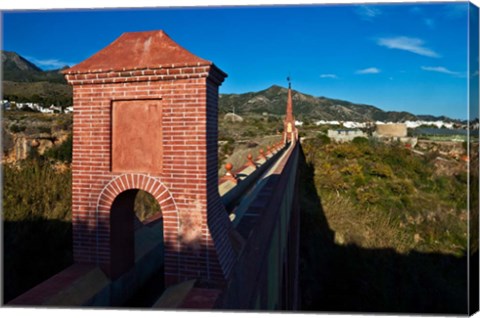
2, 50, 67, 83
219, 85, 458, 123
2, 51, 460, 122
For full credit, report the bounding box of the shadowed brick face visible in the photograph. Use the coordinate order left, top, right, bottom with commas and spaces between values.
64, 30, 236, 285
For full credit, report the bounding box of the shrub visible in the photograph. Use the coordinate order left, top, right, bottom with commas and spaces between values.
316, 133, 331, 145
367, 162, 394, 178
38, 126, 52, 134
10, 124, 26, 133
54, 115, 73, 132
134, 190, 161, 221
332, 144, 362, 159
3, 160, 72, 221
352, 136, 369, 145
43, 134, 73, 163
355, 184, 382, 205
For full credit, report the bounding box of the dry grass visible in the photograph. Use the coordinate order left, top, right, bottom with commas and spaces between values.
320, 191, 414, 253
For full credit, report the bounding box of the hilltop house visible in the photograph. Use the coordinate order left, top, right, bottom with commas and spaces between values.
327, 129, 367, 142
373, 123, 418, 147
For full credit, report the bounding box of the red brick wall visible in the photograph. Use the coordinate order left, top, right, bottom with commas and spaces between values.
67, 66, 235, 285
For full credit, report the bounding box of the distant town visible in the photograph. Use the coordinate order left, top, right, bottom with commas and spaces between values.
310, 119, 474, 130
2, 99, 73, 114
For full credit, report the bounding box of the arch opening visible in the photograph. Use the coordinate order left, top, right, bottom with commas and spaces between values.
134, 190, 162, 224
109, 189, 164, 280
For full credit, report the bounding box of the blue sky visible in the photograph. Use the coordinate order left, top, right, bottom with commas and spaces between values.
1, 2, 476, 119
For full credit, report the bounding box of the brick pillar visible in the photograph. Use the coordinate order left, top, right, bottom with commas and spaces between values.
64, 31, 237, 285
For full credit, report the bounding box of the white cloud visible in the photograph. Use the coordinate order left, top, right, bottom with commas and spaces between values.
356, 67, 380, 74
320, 74, 338, 79
26, 56, 75, 70
377, 36, 440, 58
355, 5, 381, 21
421, 66, 461, 76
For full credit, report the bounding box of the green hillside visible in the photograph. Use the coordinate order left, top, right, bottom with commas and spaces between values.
3, 80, 72, 106
2, 50, 72, 106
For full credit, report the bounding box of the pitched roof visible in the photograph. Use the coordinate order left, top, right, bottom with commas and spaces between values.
65, 30, 211, 74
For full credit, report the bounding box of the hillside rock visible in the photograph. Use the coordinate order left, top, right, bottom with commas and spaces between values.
2, 128, 14, 155
2, 113, 72, 163
224, 112, 244, 122
2, 131, 70, 163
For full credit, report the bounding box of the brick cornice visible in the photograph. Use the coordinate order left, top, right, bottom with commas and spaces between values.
65, 63, 227, 86
208, 64, 228, 85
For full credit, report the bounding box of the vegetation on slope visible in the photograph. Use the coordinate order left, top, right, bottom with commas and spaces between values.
299, 136, 471, 313
2, 111, 74, 302
305, 136, 468, 254
3, 159, 73, 302
3, 81, 72, 107
3, 111, 73, 136
2, 51, 72, 106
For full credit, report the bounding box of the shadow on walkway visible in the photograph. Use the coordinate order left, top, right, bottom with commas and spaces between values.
3, 219, 73, 303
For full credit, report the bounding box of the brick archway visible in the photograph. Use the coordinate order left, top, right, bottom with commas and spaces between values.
96, 173, 180, 278
97, 173, 178, 218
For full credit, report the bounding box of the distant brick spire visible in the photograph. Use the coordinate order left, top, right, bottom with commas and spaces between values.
284, 77, 296, 142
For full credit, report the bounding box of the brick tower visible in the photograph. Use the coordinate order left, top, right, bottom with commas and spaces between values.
64, 31, 237, 285
283, 79, 297, 142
